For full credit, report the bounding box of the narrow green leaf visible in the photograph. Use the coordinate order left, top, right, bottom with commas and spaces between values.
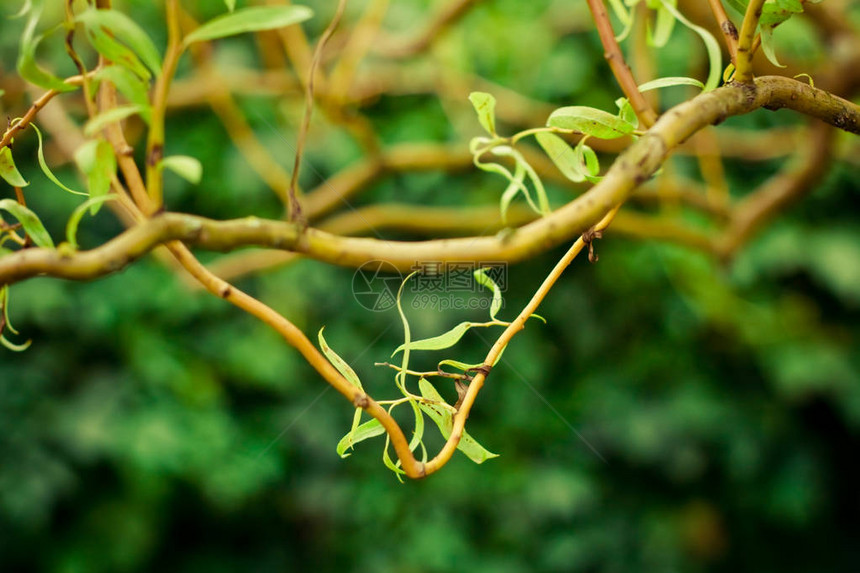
74, 138, 116, 214
468, 92, 497, 136
31, 124, 87, 196
438, 359, 484, 372
392, 321, 473, 355
84, 26, 151, 81
336, 418, 385, 458
224, 0, 237, 12
408, 400, 425, 453
649, 0, 677, 47
77, 9, 162, 76
161, 155, 203, 185
473, 268, 503, 321
17, 1, 78, 93
184, 5, 314, 45
65, 195, 116, 250
318, 327, 363, 390
490, 146, 545, 215
637, 76, 705, 92
94, 65, 150, 108
657, 0, 722, 91
0, 147, 29, 187
382, 435, 406, 480
394, 272, 419, 395
0, 199, 54, 248
535, 131, 586, 183
84, 104, 149, 137
547, 106, 635, 139
418, 379, 498, 464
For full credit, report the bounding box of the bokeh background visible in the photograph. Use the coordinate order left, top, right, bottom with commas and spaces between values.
2, 1, 860, 571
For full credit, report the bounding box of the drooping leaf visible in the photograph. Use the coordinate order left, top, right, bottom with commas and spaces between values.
392, 321, 473, 355
94, 65, 151, 108
17, 1, 78, 92
474, 268, 503, 321
468, 92, 497, 136
65, 195, 117, 250
547, 106, 635, 139
535, 131, 586, 183
318, 327, 363, 390
0, 199, 54, 248
84, 104, 150, 137
84, 26, 151, 81
336, 418, 385, 458
0, 147, 29, 187
418, 378, 498, 464
184, 6, 314, 45
649, 0, 677, 47
77, 8, 162, 76
224, 0, 236, 12
162, 155, 203, 185
74, 138, 116, 214
657, 0, 722, 91
31, 124, 87, 196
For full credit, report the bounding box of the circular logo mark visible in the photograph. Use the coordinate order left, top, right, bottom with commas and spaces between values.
352, 260, 404, 312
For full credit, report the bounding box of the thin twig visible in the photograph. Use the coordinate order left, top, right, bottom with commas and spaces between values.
585, 0, 658, 128
735, 0, 766, 83
288, 0, 348, 223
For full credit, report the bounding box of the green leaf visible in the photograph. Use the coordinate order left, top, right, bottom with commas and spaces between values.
84, 104, 149, 137
535, 132, 586, 183
224, 0, 236, 12
393, 271, 419, 395
336, 418, 385, 458
657, 0, 722, 91
438, 359, 484, 372
418, 378, 498, 464
17, 1, 78, 93
77, 8, 162, 77
573, 138, 600, 181
392, 321, 472, 355
0, 147, 29, 187
637, 76, 705, 92
84, 26, 151, 81
468, 92, 497, 136
184, 5, 314, 45
31, 124, 87, 196
649, 0, 677, 47
74, 138, 116, 214
161, 155, 203, 185
0, 199, 54, 248
547, 106, 635, 139
382, 434, 406, 480
474, 268, 503, 321
94, 65, 151, 108
615, 97, 639, 127
318, 327, 363, 390
65, 195, 116, 250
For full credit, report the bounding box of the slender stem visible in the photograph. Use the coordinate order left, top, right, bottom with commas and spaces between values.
289, 0, 348, 222
422, 206, 620, 475
144, 0, 183, 212
708, 0, 738, 64
735, 0, 767, 83
585, 0, 658, 128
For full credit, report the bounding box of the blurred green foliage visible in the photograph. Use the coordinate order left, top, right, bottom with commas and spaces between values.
2, 1, 860, 572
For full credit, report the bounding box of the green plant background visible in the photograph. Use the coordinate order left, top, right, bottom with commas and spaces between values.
2, 1, 860, 571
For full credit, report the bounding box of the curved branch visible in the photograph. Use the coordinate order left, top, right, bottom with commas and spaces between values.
2, 76, 858, 287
